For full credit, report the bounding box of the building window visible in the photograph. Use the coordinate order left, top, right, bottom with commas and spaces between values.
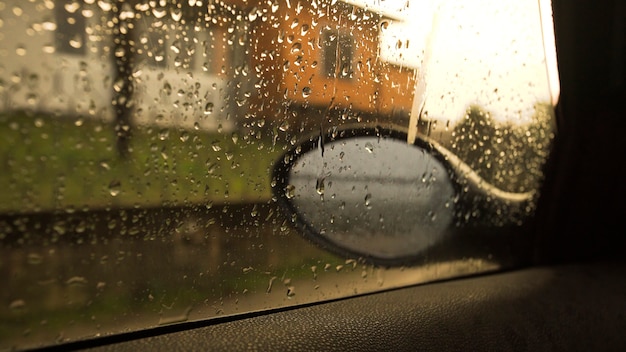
54, 0, 87, 55
322, 30, 354, 79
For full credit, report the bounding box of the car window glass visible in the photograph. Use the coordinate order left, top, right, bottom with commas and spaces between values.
0, 0, 558, 349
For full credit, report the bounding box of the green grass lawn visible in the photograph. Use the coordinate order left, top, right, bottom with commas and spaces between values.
0, 112, 285, 213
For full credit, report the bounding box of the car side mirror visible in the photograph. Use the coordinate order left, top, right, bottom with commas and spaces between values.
271, 125, 535, 266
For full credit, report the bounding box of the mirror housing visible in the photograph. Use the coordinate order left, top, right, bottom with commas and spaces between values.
272, 125, 535, 266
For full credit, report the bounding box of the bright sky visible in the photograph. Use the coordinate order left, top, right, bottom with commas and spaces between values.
347, 0, 560, 127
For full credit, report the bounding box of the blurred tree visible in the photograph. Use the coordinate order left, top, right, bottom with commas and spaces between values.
111, 1, 134, 159
450, 104, 555, 193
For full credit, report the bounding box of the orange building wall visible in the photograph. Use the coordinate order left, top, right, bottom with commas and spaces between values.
276, 5, 380, 112
378, 63, 416, 117
245, 1, 415, 125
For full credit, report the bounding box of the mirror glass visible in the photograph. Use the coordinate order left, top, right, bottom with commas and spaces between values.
288, 136, 456, 260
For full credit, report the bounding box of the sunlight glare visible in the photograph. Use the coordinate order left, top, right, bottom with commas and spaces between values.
364, 0, 560, 130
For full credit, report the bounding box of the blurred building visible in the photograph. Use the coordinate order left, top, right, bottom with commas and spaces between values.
0, 0, 415, 132
241, 0, 416, 131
